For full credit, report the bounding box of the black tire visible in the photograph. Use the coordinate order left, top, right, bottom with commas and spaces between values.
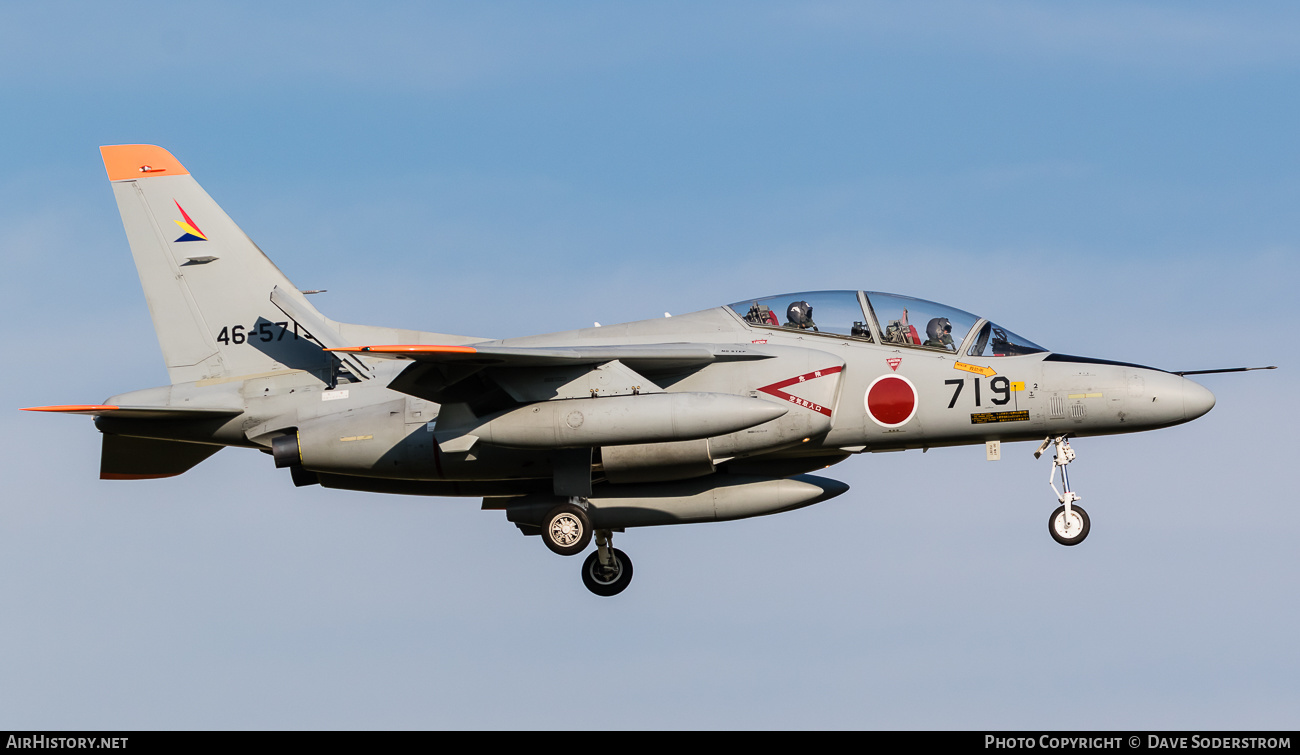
542, 504, 591, 556
582, 548, 633, 597
1048, 504, 1090, 546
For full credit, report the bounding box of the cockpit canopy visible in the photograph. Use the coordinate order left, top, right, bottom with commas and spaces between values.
727, 290, 1046, 357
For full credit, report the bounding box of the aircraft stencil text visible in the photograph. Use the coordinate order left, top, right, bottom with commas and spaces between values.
216, 322, 311, 344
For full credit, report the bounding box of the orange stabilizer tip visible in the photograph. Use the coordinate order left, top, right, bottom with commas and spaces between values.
327, 345, 479, 354
22, 405, 119, 413
100, 145, 189, 182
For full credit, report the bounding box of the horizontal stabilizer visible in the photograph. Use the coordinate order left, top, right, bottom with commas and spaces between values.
23, 405, 243, 419
101, 434, 222, 480
327, 342, 773, 369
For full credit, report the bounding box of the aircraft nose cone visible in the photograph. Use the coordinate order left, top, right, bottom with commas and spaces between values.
1181, 379, 1216, 421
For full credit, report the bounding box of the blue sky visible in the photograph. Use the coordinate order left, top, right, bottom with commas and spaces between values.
1, 1, 1297, 729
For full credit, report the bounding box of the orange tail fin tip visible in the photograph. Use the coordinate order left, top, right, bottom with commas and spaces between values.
100, 144, 189, 182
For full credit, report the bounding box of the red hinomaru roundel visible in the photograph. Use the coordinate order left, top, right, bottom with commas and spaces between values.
865, 374, 918, 428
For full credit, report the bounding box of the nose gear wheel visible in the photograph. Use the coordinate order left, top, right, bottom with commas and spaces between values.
1049, 503, 1090, 546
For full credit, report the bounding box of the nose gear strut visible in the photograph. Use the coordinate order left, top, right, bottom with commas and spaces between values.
1036, 436, 1090, 546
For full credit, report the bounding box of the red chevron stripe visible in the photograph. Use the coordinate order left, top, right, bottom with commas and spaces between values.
756, 365, 842, 417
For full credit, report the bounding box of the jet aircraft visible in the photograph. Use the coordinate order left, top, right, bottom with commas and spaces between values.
26, 145, 1269, 596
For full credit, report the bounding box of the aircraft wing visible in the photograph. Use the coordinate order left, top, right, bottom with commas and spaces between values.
327, 342, 771, 369
331, 343, 775, 405
22, 405, 244, 419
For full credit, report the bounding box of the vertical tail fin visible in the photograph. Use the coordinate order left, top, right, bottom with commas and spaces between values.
101, 145, 350, 384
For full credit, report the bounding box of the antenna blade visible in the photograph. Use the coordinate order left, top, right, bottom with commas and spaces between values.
1172, 366, 1277, 376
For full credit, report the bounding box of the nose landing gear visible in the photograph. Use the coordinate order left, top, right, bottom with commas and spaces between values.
1036, 435, 1090, 546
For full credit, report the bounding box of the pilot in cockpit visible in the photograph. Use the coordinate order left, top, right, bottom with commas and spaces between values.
785, 301, 818, 332
924, 317, 955, 350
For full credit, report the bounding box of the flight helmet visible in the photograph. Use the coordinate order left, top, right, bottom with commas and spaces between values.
926, 317, 952, 341
787, 301, 814, 327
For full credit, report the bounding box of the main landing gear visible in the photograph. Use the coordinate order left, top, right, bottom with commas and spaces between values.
540, 497, 635, 596
1036, 435, 1090, 546
583, 530, 633, 597
542, 500, 592, 556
